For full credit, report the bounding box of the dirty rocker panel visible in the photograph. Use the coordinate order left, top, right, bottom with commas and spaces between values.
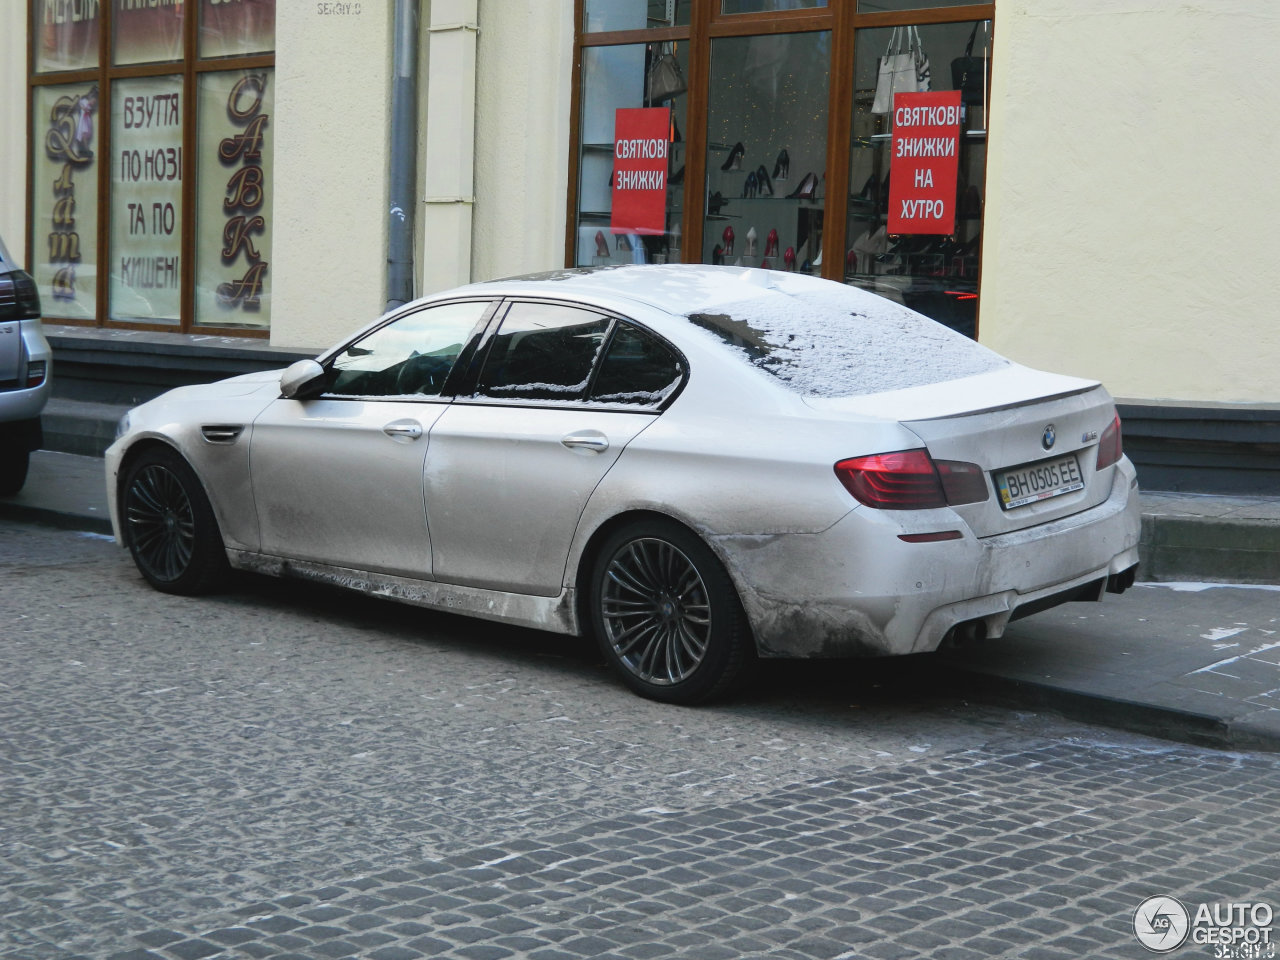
225, 550, 580, 635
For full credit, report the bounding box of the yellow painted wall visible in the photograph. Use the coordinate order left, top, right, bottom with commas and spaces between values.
980, 0, 1280, 403
269, 1, 393, 350
471, 1, 574, 284
1, 4, 30, 263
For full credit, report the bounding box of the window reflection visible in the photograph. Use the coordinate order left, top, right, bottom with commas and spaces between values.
723, 0, 827, 13
584, 0, 690, 31
476, 304, 612, 402
329, 301, 490, 398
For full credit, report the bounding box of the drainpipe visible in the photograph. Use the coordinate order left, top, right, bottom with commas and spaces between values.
421, 0, 479, 294
386, 0, 419, 310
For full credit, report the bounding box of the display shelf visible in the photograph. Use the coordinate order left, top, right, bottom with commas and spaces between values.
854, 130, 987, 148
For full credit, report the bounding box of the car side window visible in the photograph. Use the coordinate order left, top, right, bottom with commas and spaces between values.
588, 323, 685, 408
327, 300, 491, 398
474, 302, 611, 402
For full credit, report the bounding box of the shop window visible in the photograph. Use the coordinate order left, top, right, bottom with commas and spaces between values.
857, 0, 977, 11
30, 82, 101, 321
723, 0, 827, 13
569, 0, 994, 339
113, 1, 184, 65
110, 75, 183, 323
196, 69, 274, 328
584, 1, 691, 32
574, 42, 688, 267
845, 20, 988, 338
26, 0, 276, 336
33, 1, 99, 74
200, 0, 276, 59
704, 31, 829, 271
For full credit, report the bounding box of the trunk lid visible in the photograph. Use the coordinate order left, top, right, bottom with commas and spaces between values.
805, 364, 1119, 537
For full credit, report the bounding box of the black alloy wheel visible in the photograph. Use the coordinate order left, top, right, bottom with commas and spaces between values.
122, 447, 228, 595
590, 518, 752, 704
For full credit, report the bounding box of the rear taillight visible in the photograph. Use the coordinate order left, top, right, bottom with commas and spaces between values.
1096, 412, 1123, 470
935, 459, 989, 505
26, 360, 46, 388
835, 450, 988, 510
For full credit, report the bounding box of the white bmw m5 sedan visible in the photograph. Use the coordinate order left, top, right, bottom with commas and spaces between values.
107, 265, 1141, 703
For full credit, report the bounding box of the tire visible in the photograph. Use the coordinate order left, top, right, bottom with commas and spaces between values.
0, 447, 29, 496
589, 518, 753, 705
121, 447, 229, 595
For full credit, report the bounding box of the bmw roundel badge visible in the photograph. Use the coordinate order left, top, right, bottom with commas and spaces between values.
1042, 424, 1056, 450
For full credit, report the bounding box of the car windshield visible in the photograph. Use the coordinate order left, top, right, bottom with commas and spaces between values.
687, 288, 1008, 398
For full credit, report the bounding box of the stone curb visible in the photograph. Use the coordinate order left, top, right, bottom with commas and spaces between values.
1140, 514, 1280, 584
0, 499, 114, 536
950, 669, 1280, 754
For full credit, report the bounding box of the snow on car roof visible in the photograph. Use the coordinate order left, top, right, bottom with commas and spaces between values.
489, 265, 1006, 399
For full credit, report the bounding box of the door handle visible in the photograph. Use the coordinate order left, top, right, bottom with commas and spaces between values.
561, 432, 609, 453
383, 419, 423, 441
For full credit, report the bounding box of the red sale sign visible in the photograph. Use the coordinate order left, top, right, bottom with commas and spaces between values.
611, 107, 670, 236
888, 91, 962, 235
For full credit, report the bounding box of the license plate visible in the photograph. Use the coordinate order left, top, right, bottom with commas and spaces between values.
995, 453, 1085, 510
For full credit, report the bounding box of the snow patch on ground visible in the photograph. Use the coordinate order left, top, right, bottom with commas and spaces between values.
1137, 581, 1280, 593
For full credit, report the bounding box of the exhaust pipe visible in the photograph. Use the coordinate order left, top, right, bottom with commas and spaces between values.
1106, 564, 1138, 594
942, 619, 988, 649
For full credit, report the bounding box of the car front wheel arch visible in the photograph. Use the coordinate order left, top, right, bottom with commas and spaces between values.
119, 441, 230, 595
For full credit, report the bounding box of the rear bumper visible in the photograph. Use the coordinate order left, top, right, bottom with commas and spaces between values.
717, 459, 1142, 658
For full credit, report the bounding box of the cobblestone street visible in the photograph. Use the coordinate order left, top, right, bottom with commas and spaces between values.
3, 522, 1278, 959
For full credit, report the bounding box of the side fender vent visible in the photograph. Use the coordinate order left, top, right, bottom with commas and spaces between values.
201, 425, 244, 444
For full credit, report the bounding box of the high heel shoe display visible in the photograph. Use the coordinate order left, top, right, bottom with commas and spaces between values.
616, 234, 632, 252
708, 191, 727, 216
720, 141, 745, 171
772, 149, 789, 180
722, 225, 735, 256
594, 230, 609, 258
783, 246, 796, 271
787, 171, 818, 200
755, 165, 773, 197
712, 243, 724, 265
764, 227, 779, 258
745, 227, 758, 258
742, 171, 758, 198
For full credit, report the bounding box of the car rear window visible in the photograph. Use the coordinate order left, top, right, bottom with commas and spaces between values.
687, 289, 1007, 398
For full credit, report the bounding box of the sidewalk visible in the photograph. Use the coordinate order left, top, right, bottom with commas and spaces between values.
4, 449, 1279, 752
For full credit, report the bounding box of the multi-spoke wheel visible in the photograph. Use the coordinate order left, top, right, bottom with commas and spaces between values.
122, 447, 228, 595
589, 519, 752, 704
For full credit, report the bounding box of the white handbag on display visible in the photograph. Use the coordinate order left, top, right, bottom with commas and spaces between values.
872, 27, 930, 115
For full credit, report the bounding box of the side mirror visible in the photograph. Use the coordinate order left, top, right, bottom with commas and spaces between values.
280, 359, 326, 400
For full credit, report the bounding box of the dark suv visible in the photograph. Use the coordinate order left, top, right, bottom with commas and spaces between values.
0, 234, 51, 495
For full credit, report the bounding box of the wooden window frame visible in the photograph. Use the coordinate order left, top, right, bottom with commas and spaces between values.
26, 2, 275, 338
567, 0, 994, 289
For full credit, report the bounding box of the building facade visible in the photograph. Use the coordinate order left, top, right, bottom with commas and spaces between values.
4, 1, 1277, 475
